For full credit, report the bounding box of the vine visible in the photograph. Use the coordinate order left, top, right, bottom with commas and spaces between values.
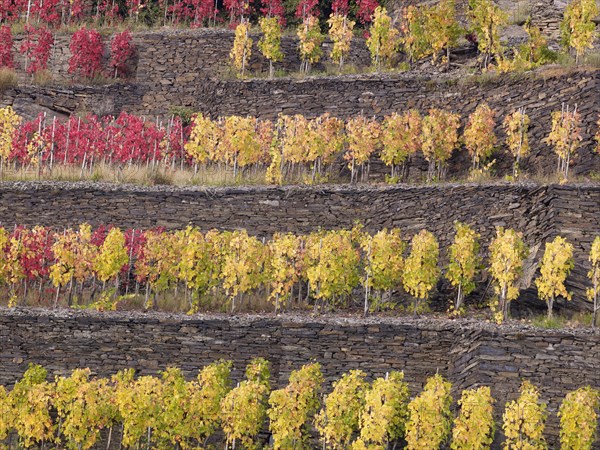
315, 370, 368, 449
230, 20, 253, 77
297, 15, 323, 73
69, 27, 104, 79
547, 104, 581, 181
258, 16, 283, 78
463, 103, 496, 171
406, 374, 453, 450
421, 109, 460, 182
403, 229, 440, 315
328, 13, 355, 73
468, 0, 507, 69
344, 115, 381, 183
354, 371, 410, 448
503, 108, 530, 178
587, 236, 600, 328
488, 227, 528, 324
380, 110, 421, 182
502, 381, 547, 450
446, 222, 480, 312
558, 386, 599, 450
366, 6, 399, 71
220, 358, 270, 450
535, 235, 574, 319
560, 0, 598, 64
268, 363, 323, 449
451, 386, 495, 450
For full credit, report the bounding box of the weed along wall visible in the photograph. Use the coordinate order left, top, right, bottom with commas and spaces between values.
1, 309, 600, 447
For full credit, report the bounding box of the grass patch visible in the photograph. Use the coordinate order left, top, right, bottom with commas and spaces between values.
556, 52, 576, 68
567, 311, 594, 327
0, 68, 17, 90
583, 52, 600, 68
32, 69, 53, 85
169, 106, 195, 126
0, 161, 338, 187
531, 315, 566, 329
509, 0, 532, 25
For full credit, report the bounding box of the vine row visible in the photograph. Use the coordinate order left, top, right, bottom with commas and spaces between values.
1, 361, 598, 449
0, 222, 598, 324
1, 105, 599, 183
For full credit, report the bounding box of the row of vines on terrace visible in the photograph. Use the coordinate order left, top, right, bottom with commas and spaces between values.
232, 0, 598, 77
1, 361, 598, 449
1, 105, 599, 183
0, 26, 134, 79
0, 0, 596, 79
0, 0, 377, 30
0, 222, 598, 325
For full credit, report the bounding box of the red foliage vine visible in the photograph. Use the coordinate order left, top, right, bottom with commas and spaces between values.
68, 27, 104, 79
295, 0, 318, 19
109, 30, 134, 78
260, 0, 285, 25
0, 25, 14, 68
356, 0, 378, 25
331, 0, 349, 16
19, 25, 54, 75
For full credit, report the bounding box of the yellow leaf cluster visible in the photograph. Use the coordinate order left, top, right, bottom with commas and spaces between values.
402, 229, 439, 309
328, 14, 355, 70
230, 20, 253, 77
464, 103, 496, 169
502, 381, 547, 450
558, 386, 599, 450
406, 374, 453, 449
220, 358, 270, 450
354, 371, 410, 448
488, 227, 528, 323
316, 370, 368, 449
451, 386, 495, 450
535, 235, 574, 317
0, 106, 21, 160
268, 363, 323, 449
560, 0, 599, 62
297, 16, 324, 69
366, 7, 400, 71
380, 110, 422, 170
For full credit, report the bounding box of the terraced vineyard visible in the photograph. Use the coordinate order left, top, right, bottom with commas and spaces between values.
0, 0, 599, 447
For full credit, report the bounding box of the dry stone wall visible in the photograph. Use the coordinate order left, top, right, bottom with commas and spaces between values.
0, 181, 553, 239
0, 308, 599, 447
0, 84, 139, 121
133, 29, 371, 80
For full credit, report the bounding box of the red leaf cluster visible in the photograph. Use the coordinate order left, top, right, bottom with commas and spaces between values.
0, 25, 14, 69
295, 0, 318, 19
109, 31, 135, 78
356, 0, 378, 24
10, 112, 189, 167
68, 27, 104, 79
19, 25, 54, 75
